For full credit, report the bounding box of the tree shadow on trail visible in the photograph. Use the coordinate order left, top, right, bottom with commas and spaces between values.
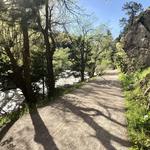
59, 97, 131, 150
88, 79, 122, 89
0, 105, 59, 150
29, 106, 59, 150
97, 101, 126, 113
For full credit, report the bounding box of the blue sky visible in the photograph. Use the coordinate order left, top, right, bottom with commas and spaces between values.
79, 0, 150, 38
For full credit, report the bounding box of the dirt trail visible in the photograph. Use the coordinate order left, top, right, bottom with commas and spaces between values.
0, 70, 130, 150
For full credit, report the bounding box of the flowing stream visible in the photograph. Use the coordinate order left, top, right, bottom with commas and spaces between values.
0, 74, 82, 114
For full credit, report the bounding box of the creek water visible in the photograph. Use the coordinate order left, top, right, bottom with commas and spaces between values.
0, 74, 82, 114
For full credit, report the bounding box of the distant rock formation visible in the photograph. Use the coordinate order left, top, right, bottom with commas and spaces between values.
124, 8, 150, 69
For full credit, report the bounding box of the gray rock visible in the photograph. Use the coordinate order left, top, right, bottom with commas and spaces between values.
124, 8, 150, 69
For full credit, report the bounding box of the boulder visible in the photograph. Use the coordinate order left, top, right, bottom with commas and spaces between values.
124, 8, 150, 69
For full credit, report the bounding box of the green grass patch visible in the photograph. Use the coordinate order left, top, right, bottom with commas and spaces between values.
120, 68, 150, 150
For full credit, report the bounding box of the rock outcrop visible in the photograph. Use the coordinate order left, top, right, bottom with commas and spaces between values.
124, 8, 150, 69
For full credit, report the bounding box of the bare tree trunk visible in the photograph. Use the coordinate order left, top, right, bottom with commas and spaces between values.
42, 30, 55, 97
33, 0, 56, 97
80, 39, 86, 82
90, 64, 96, 78
5, 46, 34, 106
21, 21, 35, 105
80, 51, 85, 82
80, 69, 85, 82
46, 50, 55, 97
44, 1, 55, 97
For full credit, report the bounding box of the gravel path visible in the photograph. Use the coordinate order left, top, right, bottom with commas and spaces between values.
0, 70, 130, 150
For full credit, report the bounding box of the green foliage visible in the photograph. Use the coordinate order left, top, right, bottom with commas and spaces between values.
31, 46, 72, 82
69, 35, 92, 74
115, 39, 140, 73
120, 67, 150, 149
95, 58, 110, 75
31, 49, 46, 82
122, 1, 143, 17
53, 48, 72, 78
87, 26, 115, 77
135, 68, 150, 80
120, 1, 143, 35
119, 73, 134, 90
115, 41, 129, 73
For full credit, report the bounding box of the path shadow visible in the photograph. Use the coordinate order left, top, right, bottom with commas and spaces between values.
58, 97, 131, 150
74, 105, 126, 128
0, 105, 59, 150
97, 101, 125, 113
75, 86, 124, 98
90, 79, 122, 88
29, 107, 59, 150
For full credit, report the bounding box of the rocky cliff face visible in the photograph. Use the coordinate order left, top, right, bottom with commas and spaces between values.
124, 8, 150, 69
